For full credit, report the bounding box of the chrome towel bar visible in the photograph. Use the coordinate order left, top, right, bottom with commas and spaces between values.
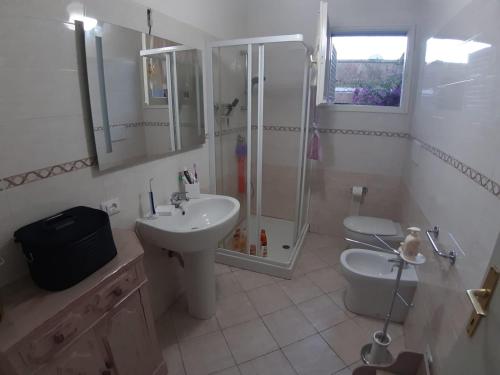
425, 226, 456, 265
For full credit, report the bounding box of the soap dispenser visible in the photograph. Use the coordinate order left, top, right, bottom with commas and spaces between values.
402, 227, 421, 260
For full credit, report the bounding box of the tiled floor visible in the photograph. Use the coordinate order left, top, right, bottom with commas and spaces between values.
155, 233, 407, 375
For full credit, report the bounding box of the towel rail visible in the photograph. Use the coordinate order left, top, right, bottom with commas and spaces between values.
425, 226, 456, 265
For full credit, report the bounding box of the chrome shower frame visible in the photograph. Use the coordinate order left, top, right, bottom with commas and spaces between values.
206, 34, 312, 278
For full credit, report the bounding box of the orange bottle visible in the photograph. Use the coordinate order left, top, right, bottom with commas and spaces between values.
239, 229, 247, 252
232, 228, 240, 251
250, 244, 257, 256
260, 230, 268, 257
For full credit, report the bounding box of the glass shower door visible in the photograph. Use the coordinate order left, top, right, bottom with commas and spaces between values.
259, 41, 309, 261
212, 44, 250, 253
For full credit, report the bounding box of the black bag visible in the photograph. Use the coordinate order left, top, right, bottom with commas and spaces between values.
14, 206, 117, 291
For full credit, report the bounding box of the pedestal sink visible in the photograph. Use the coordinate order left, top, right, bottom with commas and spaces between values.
136, 194, 240, 319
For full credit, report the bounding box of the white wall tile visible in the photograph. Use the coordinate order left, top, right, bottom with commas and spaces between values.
402, 0, 500, 373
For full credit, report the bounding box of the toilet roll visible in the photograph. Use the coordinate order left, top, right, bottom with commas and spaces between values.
350, 186, 367, 216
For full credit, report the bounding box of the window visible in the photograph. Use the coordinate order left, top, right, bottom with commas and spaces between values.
331, 33, 409, 109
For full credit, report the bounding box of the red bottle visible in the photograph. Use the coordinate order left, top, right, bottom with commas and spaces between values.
260, 230, 268, 257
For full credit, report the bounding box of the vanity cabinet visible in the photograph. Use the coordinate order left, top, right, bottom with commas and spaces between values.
0, 229, 166, 375
95, 292, 160, 375
33, 331, 111, 375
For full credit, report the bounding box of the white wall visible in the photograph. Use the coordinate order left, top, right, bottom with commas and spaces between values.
132, 0, 249, 39
0, 0, 243, 319
402, 0, 500, 372
241, 0, 419, 234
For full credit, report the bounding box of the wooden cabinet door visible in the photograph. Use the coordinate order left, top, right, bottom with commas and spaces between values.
35, 330, 112, 375
95, 291, 161, 375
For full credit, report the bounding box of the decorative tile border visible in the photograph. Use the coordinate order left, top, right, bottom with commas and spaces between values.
0, 157, 97, 191
215, 124, 410, 138
94, 121, 169, 132
316, 128, 410, 138
413, 137, 500, 199
1, 128, 498, 200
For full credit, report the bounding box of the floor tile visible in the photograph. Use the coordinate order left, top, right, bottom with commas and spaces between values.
171, 307, 220, 341
312, 245, 344, 266
162, 343, 186, 375
334, 366, 352, 375
211, 367, 241, 375
217, 272, 244, 300
297, 295, 349, 331
223, 319, 278, 364
282, 334, 346, 375
328, 290, 356, 318
263, 306, 316, 347
247, 283, 293, 316
302, 233, 343, 253
278, 276, 323, 304
307, 267, 347, 293
216, 293, 259, 329
321, 319, 367, 365
156, 311, 178, 348
294, 252, 329, 275
352, 316, 404, 341
233, 269, 275, 291
389, 335, 406, 357
239, 350, 295, 375
179, 331, 235, 375
215, 262, 233, 276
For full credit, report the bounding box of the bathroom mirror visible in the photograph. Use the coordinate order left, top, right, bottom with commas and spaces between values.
81, 21, 205, 171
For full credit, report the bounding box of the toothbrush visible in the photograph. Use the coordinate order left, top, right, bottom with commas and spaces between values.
183, 168, 193, 184
149, 178, 156, 216
193, 163, 198, 183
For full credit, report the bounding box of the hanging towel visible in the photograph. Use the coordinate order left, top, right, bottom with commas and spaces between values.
307, 123, 322, 161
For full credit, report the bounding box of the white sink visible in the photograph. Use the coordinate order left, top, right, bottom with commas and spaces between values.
136, 194, 240, 253
136, 194, 240, 319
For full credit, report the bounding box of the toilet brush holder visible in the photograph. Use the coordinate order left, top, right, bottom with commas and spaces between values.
361, 330, 394, 365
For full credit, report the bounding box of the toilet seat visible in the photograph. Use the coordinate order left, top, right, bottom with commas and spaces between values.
343, 216, 404, 249
344, 216, 399, 236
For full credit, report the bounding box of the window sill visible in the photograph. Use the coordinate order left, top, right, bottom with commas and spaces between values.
328, 104, 408, 114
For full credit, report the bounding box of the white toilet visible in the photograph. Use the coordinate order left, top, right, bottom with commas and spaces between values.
340, 248, 418, 323
343, 216, 404, 249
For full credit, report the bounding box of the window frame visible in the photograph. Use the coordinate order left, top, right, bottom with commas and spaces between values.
329, 26, 415, 114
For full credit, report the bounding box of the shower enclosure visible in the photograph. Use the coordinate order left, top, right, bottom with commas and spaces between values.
207, 35, 313, 278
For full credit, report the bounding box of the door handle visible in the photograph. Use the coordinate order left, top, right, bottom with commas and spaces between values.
466, 289, 490, 316
466, 266, 499, 336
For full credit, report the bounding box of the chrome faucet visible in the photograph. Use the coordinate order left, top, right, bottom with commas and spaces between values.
170, 192, 189, 209
388, 257, 407, 272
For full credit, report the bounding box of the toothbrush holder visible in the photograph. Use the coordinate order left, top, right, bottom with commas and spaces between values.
185, 182, 201, 199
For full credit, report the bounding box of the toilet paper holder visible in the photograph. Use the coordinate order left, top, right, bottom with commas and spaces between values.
352, 186, 368, 202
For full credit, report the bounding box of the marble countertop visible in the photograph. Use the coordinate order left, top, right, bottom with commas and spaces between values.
0, 228, 144, 351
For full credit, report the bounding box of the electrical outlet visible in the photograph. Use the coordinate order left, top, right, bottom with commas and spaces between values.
101, 198, 120, 216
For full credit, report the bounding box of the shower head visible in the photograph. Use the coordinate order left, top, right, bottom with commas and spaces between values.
225, 97, 239, 116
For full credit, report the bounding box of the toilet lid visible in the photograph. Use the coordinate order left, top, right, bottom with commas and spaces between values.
344, 216, 398, 236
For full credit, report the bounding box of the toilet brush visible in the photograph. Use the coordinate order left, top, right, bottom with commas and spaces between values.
360, 256, 404, 365
360, 235, 426, 366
